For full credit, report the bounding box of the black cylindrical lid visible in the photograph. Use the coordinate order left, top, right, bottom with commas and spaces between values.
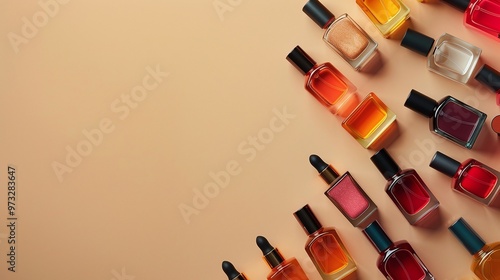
429, 151, 461, 178
362, 221, 393, 253
294, 204, 323, 235
286, 46, 316, 75
303, 0, 335, 28
449, 218, 486, 255
370, 149, 401, 180
442, 0, 471, 12
404, 89, 438, 118
475, 64, 500, 92
401, 29, 435, 57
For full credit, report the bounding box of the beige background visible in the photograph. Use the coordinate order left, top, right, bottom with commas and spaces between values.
1, 0, 500, 279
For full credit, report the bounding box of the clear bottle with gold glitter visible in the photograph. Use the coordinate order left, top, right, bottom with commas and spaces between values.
303, 0, 378, 71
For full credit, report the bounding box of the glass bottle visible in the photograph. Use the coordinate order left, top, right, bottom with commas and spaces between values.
302, 0, 378, 70
363, 221, 435, 279
256, 236, 310, 280
355, 0, 410, 38
309, 154, 378, 228
449, 218, 500, 280
429, 151, 500, 205
442, 0, 500, 40
370, 149, 440, 225
294, 204, 357, 280
286, 45, 358, 117
341, 92, 397, 149
401, 28, 482, 84
404, 89, 487, 149
222, 261, 249, 280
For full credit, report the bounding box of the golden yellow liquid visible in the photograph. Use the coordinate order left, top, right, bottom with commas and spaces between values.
343, 93, 387, 139
363, 0, 400, 24
473, 243, 500, 280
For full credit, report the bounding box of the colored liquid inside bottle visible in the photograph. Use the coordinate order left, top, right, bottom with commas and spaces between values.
308, 66, 348, 106
385, 249, 426, 280
435, 100, 481, 143
466, 0, 500, 39
362, 0, 400, 24
390, 174, 431, 215
460, 165, 498, 199
310, 233, 349, 273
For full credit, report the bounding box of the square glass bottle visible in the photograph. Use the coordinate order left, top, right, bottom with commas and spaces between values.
303, 0, 378, 70
355, 0, 410, 38
443, 0, 500, 40
370, 149, 440, 225
286, 46, 359, 117
309, 154, 378, 228
401, 29, 482, 84
430, 151, 500, 206
363, 221, 435, 279
449, 218, 500, 280
341, 92, 396, 149
404, 89, 487, 149
294, 205, 357, 280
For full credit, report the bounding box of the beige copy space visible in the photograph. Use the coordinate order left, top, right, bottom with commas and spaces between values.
1, 0, 499, 279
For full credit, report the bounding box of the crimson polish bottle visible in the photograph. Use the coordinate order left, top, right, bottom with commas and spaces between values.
442, 0, 500, 40
370, 149, 440, 225
404, 89, 487, 149
362, 221, 435, 279
430, 151, 500, 206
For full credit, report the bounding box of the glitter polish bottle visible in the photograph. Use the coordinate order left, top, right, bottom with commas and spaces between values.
286, 46, 359, 117
363, 221, 435, 279
449, 218, 500, 280
442, 0, 500, 41
430, 151, 500, 206
303, 0, 378, 71
401, 29, 482, 84
309, 154, 378, 228
355, 0, 410, 38
370, 149, 440, 225
294, 204, 357, 280
404, 89, 487, 149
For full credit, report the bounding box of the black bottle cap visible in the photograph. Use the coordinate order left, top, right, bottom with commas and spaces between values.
449, 218, 486, 255
256, 236, 285, 268
441, 0, 471, 12
294, 204, 323, 235
303, 0, 335, 28
222, 261, 245, 280
404, 89, 438, 118
309, 154, 329, 173
370, 149, 401, 180
401, 29, 435, 57
362, 221, 393, 253
309, 154, 340, 184
286, 46, 316, 75
475, 64, 500, 92
429, 151, 461, 178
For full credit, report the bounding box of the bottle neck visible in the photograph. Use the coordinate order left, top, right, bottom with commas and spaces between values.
263, 248, 285, 269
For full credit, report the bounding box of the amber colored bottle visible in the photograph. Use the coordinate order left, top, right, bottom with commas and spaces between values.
355, 0, 410, 37
449, 218, 500, 280
256, 236, 310, 280
341, 92, 396, 148
294, 204, 357, 280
